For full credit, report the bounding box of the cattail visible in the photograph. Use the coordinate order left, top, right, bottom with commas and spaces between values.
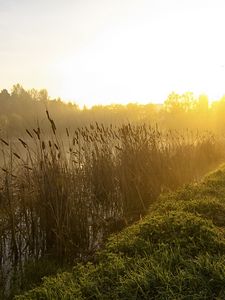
46, 110, 57, 134
51, 120, 56, 135
46, 109, 50, 120
42, 141, 46, 150
18, 138, 27, 148
33, 128, 40, 140
1, 168, 16, 178
13, 152, 21, 159
26, 129, 33, 138
0, 138, 9, 146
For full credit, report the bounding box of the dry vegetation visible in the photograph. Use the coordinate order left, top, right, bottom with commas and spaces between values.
2, 85, 225, 298
14, 166, 225, 300
0, 110, 224, 298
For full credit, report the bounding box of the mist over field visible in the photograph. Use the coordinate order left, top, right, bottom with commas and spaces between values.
1, 0, 225, 299
1, 85, 225, 299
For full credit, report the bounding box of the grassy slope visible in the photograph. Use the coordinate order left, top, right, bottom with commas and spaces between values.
15, 165, 225, 300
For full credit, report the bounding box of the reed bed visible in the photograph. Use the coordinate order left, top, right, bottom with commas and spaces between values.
0, 112, 224, 297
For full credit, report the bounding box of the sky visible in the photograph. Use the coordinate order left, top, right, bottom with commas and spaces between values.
1, 0, 225, 107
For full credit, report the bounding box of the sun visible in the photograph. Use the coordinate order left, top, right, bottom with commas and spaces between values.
51, 1, 225, 107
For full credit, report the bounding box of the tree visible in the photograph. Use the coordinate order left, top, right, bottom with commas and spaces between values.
0, 89, 10, 99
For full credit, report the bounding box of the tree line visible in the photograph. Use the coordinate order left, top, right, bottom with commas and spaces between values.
1, 84, 225, 136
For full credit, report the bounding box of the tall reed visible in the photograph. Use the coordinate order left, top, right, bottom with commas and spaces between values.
0, 112, 224, 297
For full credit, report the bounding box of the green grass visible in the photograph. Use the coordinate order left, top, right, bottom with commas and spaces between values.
15, 165, 225, 299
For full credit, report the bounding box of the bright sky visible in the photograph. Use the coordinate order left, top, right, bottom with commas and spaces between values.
1, 0, 225, 107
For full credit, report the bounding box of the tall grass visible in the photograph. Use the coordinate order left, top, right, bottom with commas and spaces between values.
15, 166, 225, 300
0, 112, 224, 297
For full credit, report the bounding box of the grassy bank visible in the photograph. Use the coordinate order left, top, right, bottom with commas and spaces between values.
15, 165, 225, 299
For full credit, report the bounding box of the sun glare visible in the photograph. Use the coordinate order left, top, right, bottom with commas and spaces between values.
2, 0, 225, 106
52, 1, 225, 107
3, 2, 225, 298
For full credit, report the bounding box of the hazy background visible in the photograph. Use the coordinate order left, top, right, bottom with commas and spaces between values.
1, 0, 225, 107
2, 2, 225, 298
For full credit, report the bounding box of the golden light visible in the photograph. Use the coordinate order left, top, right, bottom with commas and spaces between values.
2, 0, 225, 106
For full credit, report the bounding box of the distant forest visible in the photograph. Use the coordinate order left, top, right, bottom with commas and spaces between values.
1, 84, 225, 299
1, 84, 225, 136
